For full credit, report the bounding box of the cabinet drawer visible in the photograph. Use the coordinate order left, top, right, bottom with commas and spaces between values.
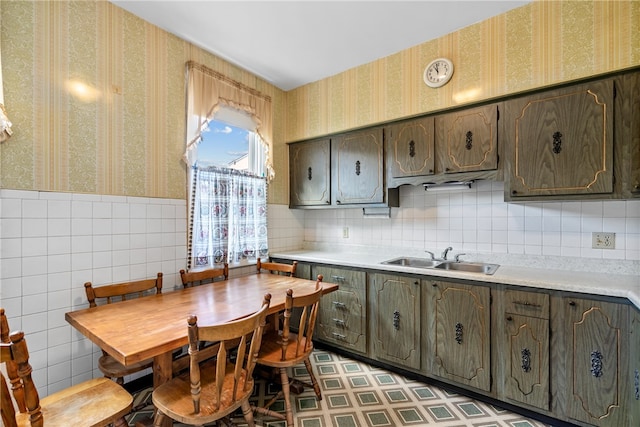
504, 290, 549, 319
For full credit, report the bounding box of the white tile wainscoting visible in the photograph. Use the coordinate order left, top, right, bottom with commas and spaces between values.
1, 181, 639, 397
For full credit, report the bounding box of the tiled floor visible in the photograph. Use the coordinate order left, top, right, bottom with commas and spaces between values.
127, 350, 552, 427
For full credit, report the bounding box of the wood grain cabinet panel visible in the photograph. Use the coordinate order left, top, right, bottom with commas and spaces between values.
505, 78, 614, 199
495, 289, 550, 411
561, 297, 630, 426
435, 103, 499, 174
386, 117, 435, 178
369, 273, 421, 370
289, 138, 331, 207
426, 280, 491, 391
313, 266, 367, 354
332, 128, 385, 205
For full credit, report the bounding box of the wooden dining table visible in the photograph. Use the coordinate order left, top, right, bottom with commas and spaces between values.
65, 273, 335, 425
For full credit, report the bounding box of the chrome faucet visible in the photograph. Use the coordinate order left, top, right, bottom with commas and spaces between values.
454, 253, 466, 262
424, 250, 435, 260
441, 246, 453, 260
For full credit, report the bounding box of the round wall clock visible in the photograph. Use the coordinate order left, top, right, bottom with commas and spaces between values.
423, 58, 454, 88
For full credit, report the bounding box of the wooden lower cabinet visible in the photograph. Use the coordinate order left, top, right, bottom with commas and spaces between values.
369, 273, 421, 370
558, 296, 631, 426
313, 265, 367, 354
426, 280, 491, 391
495, 288, 550, 410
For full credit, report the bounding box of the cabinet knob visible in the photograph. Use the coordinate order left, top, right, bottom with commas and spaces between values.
569, 301, 576, 306
506, 316, 513, 321
432, 282, 438, 287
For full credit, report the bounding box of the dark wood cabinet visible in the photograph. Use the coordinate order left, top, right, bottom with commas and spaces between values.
332, 128, 385, 205
369, 273, 421, 370
435, 103, 499, 174
289, 138, 331, 207
386, 116, 435, 178
504, 78, 614, 199
313, 266, 367, 354
426, 280, 491, 391
495, 288, 550, 410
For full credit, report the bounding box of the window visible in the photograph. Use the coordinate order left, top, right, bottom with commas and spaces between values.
188, 108, 269, 269
184, 62, 273, 270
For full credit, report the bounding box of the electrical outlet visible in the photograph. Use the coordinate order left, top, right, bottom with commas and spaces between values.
592, 232, 615, 249
342, 227, 349, 238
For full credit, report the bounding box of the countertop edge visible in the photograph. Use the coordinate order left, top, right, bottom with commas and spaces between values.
271, 250, 640, 310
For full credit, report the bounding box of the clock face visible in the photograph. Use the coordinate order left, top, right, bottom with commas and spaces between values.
423, 58, 454, 88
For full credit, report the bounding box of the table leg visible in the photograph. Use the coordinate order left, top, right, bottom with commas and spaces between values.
153, 352, 173, 427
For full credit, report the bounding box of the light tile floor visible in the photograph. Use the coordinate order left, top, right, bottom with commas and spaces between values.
127, 350, 554, 427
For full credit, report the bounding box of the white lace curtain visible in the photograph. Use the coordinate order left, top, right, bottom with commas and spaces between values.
189, 167, 268, 268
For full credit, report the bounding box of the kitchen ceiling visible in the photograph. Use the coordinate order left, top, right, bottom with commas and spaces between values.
110, 1, 532, 91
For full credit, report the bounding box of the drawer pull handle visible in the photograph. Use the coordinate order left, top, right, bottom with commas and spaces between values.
409, 140, 415, 157
332, 301, 346, 309
521, 348, 532, 372
455, 322, 463, 345
513, 300, 542, 308
332, 332, 346, 341
591, 350, 603, 378
465, 131, 473, 150
331, 275, 346, 282
552, 131, 563, 154
393, 310, 400, 330
635, 369, 639, 400
332, 318, 345, 326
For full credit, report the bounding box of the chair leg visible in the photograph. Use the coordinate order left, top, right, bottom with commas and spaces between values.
240, 399, 256, 427
113, 416, 128, 427
153, 411, 166, 427
279, 367, 294, 427
303, 357, 322, 400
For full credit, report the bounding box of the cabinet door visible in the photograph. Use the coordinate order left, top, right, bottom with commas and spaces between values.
332, 128, 384, 205
289, 139, 331, 206
313, 266, 367, 354
562, 297, 629, 426
502, 314, 549, 410
427, 280, 491, 391
497, 289, 550, 410
386, 117, 435, 178
630, 308, 640, 426
369, 274, 421, 370
436, 104, 499, 173
506, 78, 614, 198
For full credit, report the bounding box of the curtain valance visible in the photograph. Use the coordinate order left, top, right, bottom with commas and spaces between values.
184, 61, 274, 180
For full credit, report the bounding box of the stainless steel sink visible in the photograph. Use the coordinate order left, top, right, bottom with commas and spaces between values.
381, 257, 442, 268
434, 261, 500, 275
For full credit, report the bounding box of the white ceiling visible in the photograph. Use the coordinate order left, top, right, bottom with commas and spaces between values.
110, 0, 532, 91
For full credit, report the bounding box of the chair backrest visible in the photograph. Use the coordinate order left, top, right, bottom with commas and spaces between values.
180, 264, 229, 288
280, 275, 324, 361
1, 327, 43, 427
256, 258, 298, 276
1, 309, 27, 418
84, 273, 163, 306
187, 293, 271, 414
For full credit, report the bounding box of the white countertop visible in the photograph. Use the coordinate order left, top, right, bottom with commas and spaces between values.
271, 245, 640, 310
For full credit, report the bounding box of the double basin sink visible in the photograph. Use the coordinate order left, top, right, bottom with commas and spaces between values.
381, 256, 499, 275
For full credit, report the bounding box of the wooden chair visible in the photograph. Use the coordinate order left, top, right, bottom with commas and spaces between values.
252, 275, 324, 427
257, 258, 298, 276
84, 273, 163, 385
151, 294, 272, 427
180, 264, 229, 288
1, 308, 132, 427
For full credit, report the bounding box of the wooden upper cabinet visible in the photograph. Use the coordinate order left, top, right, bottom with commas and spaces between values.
332, 128, 384, 205
435, 103, 499, 174
386, 117, 435, 178
505, 78, 614, 198
289, 138, 331, 207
